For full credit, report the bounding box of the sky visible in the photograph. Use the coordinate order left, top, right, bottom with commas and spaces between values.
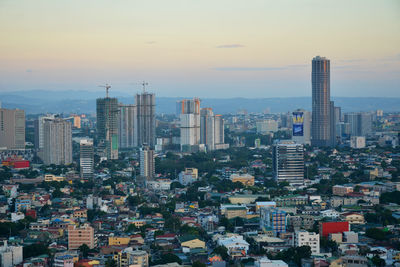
0, 0, 399, 98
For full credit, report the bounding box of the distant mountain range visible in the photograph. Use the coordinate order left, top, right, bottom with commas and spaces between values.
0, 90, 399, 115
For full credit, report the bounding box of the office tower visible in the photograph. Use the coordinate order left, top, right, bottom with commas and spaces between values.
0, 108, 25, 150
214, 115, 227, 149
68, 224, 95, 249
97, 97, 119, 160
256, 119, 278, 134
140, 145, 155, 180
292, 109, 311, 145
136, 92, 156, 148
117, 248, 149, 267
73, 115, 81, 128
260, 207, 287, 237
344, 112, 372, 137
334, 106, 342, 124
179, 98, 201, 152
311, 56, 332, 147
273, 141, 304, 185
43, 117, 72, 165
119, 104, 137, 148
200, 108, 215, 151
34, 114, 55, 150
80, 139, 94, 180
330, 101, 336, 146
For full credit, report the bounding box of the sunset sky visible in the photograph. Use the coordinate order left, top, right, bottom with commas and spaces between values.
0, 0, 399, 97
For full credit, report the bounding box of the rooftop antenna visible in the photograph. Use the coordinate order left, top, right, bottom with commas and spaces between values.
99, 84, 111, 98
141, 81, 148, 93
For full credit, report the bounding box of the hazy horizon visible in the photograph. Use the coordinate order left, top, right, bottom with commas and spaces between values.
1, 0, 399, 97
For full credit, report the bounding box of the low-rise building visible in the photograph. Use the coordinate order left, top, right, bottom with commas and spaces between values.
230, 173, 255, 186
294, 230, 320, 254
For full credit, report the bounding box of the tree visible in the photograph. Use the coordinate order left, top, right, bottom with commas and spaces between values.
213, 246, 229, 261
154, 253, 182, 265
192, 261, 206, 267
371, 255, 385, 267
23, 243, 49, 259
105, 258, 117, 267
366, 228, 387, 241
79, 244, 90, 257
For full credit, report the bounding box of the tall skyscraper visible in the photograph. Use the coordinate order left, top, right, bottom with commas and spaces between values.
119, 104, 137, 148
0, 108, 25, 150
179, 98, 201, 152
80, 139, 94, 180
292, 109, 311, 145
330, 101, 337, 147
344, 112, 372, 137
34, 114, 56, 150
311, 56, 332, 147
43, 117, 72, 165
140, 145, 155, 181
136, 92, 156, 148
214, 115, 226, 149
96, 96, 119, 160
200, 108, 215, 151
273, 141, 304, 185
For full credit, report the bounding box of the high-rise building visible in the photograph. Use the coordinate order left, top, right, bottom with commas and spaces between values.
68, 224, 95, 249
273, 141, 304, 185
119, 104, 137, 148
214, 114, 226, 149
34, 114, 55, 150
256, 119, 278, 134
179, 98, 201, 152
260, 207, 287, 237
136, 92, 156, 148
330, 101, 337, 146
0, 108, 25, 150
292, 109, 311, 145
344, 112, 372, 137
80, 139, 94, 180
73, 115, 81, 128
311, 56, 332, 147
43, 117, 72, 165
96, 97, 119, 160
140, 145, 155, 180
200, 108, 215, 151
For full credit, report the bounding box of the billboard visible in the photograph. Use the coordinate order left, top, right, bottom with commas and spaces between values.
292, 111, 304, 136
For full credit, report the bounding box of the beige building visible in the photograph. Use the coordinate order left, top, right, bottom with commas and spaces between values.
43, 117, 72, 165
44, 174, 65, 182
68, 224, 95, 249
109, 236, 130, 246
230, 174, 255, 186
115, 248, 148, 267
225, 207, 247, 219
341, 212, 365, 224
332, 185, 353, 196
0, 108, 25, 149
179, 237, 206, 249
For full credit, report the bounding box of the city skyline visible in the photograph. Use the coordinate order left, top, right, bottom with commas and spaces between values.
0, 0, 399, 98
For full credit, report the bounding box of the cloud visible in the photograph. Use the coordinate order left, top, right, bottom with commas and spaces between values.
216, 44, 245, 48
146, 41, 156, 44
337, 58, 366, 63
213, 67, 285, 71
213, 64, 308, 71
26, 69, 33, 73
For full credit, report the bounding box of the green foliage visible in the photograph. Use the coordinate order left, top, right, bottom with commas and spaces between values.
23, 243, 49, 259
105, 258, 117, 267
380, 191, 400, 205
213, 246, 229, 261
152, 253, 182, 265
127, 195, 144, 206
192, 261, 206, 267
320, 237, 338, 253
371, 255, 386, 267
79, 244, 90, 257
268, 246, 311, 266
51, 188, 64, 198
366, 228, 388, 241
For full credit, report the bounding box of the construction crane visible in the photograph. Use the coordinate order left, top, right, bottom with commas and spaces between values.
99, 84, 111, 98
